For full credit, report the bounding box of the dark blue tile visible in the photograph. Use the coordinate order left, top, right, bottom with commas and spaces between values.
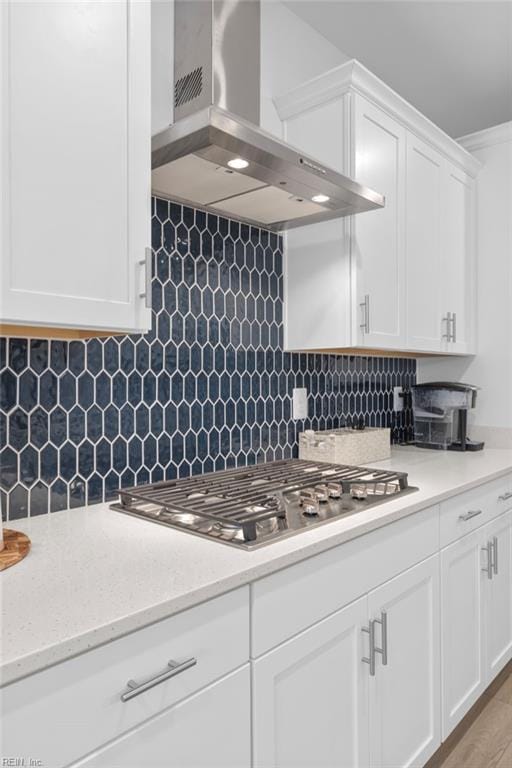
95, 372, 111, 410
78, 372, 94, 410
49, 407, 67, 447
0, 447, 18, 490
59, 371, 76, 411
29, 339, 48, 374
40, 370, 58, 411
20, 445, 38, 487
30, 481, 48, 516
78, 440, 94, 478
69, 407, 86, 445
95, 439, 111, 476
19, 370, 38, 412
70, 476, 86, 508
86, 405, 102, 443
50, 341, 67, 375
60, 442, 77, 482
67, 341, 85, 376
0, 369, 17, 412
40, 444, 58, 484
50, 479, 68, 512
9, 338, 28, 373
87, 473, 103, 504
9, 484, 29, 520
9, 408, 28, 451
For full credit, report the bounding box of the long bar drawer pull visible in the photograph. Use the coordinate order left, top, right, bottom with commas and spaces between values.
482, 542, 493, 580
374, 610, 388, 666
121, 657, 197, 702
362, 620, 376, 677
459, 509, 482, 522
498, 492, 512, 502
492, 536, 498, 576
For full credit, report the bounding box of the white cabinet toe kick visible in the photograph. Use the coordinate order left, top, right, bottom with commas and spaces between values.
2, 472, 511, 768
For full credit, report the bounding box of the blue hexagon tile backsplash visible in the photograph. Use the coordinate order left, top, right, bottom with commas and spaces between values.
0, 199, 415, 520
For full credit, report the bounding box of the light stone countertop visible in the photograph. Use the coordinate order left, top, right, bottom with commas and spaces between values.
2, 446, 512, 686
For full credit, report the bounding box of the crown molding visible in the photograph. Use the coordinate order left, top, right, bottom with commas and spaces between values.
274, 59, 482, 177
458, 121, 512, 152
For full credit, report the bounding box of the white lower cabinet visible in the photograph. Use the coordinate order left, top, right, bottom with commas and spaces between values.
441, 508, 512, 739
441, 528, 486, 737
73, 666, 251, 768
252, 596, 370, 768
484, 509, 512, 680
252, 555, 441, 768
368, 555, 441, 768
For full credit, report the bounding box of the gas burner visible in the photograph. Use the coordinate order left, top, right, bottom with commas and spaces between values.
112, 459, 417, 549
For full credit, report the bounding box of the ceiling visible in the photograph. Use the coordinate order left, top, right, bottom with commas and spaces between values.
284, 0, 512, 138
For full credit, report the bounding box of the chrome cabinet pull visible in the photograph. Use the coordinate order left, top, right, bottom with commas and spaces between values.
362, 619, 376, 676
121, 657, 197, 702
374, 610, 388, 666
451, 313, 457, 343
442, 312, 453, 341
459, 509, 483, 522
360, 294, 370, 334
139, 247, 152, 309
492, 536, 498, 576
498, 492, 512, 502
482, 542, 493, 580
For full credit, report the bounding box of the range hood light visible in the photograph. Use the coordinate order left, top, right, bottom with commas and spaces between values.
311, 194, 330, 203
227, 158, 249, 170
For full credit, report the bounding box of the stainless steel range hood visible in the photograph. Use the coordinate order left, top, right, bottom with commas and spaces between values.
152, 0, 384, 232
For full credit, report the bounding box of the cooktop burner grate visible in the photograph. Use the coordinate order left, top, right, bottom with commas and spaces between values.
112, 459, 413, 547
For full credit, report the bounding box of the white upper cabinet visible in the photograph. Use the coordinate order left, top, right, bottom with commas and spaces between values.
277, 60, 480, 355
353, 95, 406, 350
0, 1, 152, 335
405, 135, 444, 351
441, 164, 474, 354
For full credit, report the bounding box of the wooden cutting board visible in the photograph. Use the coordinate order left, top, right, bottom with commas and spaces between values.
0, 529, 31, 571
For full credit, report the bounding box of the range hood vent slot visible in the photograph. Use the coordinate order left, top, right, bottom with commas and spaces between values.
174, 66, 203, 109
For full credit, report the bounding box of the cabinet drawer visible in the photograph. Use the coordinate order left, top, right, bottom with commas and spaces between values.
251, 506, 439, 657
440, 475, 512, 547
2, 587, 249, 768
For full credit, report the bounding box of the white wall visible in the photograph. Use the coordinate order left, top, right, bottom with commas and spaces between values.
417, 123, 512, 444
260, 1, 347, 137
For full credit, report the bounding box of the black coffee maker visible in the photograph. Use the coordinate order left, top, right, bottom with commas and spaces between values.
411, 382, 485, 451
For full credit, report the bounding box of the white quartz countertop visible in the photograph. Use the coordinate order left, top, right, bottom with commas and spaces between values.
2, 446, 512, 686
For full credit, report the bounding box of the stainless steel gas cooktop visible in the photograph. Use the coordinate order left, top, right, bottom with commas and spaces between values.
111, 459, 418, 549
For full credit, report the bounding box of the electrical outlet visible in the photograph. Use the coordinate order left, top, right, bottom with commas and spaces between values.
292, 388, 308, 420
393, 386, 404, 412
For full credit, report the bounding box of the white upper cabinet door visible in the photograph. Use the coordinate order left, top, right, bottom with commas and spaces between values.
352, 95, 406, 350
75, 667, 251, 768
441, 530, 486, 739
0, 1, 151, 333
440, 163, 474, 353
252, 596, 369, 768
367, 555, 441, 768
405, 134, 444, 352
484, 510, 512, 680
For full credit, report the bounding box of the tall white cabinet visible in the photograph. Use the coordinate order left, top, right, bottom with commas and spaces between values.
0, 0, 152, 336
277, 60, 480, 356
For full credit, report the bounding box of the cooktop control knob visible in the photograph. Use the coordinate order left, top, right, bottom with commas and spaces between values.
299, 489, 320, 516
313, 484, 330, 503
326, 482, 342, 498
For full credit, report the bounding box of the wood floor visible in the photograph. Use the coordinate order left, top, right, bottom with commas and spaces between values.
426, 661, 512, 768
